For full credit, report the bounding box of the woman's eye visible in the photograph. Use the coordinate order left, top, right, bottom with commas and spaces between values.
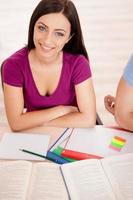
55, 32, 64, 37
38, 26, 46, 32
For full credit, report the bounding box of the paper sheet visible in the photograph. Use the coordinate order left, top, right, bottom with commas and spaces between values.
0, 133, 50, 160
65, 126, 133, 157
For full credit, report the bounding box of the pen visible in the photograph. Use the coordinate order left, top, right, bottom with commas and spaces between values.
19, 149, 59, 164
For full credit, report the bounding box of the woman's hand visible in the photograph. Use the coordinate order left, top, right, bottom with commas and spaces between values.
104, 95, 115, 115
59, 105, 79, 116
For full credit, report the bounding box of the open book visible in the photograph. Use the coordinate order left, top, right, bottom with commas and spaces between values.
0, 153, 133, 200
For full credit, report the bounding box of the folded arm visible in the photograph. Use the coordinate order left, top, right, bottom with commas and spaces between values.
44, 78, 96, 128
3, 78, 96, 131
3, 83, 78, 131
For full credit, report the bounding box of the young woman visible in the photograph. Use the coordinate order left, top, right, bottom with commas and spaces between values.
1, 0, 96, 131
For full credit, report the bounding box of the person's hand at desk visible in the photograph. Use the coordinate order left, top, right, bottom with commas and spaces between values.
104, 95, 115, 115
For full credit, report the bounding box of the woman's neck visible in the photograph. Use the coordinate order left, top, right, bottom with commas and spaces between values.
30, 49, 63, 68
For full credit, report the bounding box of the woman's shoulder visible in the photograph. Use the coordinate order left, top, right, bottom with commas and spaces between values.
2, 47, 28, 77
1, 47, 28, 86
63, 51, 91, 84
64, 51, 88, 63
63, 51, 90, 71
3, 47, 28, 65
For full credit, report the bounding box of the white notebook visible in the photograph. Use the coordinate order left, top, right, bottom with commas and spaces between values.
0, 133, 50, 160
65, 126, 133, 157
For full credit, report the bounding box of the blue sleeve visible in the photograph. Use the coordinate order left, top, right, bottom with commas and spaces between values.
123, 54, 133, 86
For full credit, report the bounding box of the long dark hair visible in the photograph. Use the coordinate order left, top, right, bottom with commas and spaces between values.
27, 0, 88, 59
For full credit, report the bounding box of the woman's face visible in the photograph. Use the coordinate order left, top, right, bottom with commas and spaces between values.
33, 12, 71, 61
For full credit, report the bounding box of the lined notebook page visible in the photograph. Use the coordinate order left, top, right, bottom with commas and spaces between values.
61, 159, 116, 200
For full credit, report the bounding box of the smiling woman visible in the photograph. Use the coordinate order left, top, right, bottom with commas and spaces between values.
1, 0, 96, 131
32, 12, 71, 63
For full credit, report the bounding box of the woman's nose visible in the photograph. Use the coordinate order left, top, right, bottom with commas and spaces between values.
44, 31, 53, 43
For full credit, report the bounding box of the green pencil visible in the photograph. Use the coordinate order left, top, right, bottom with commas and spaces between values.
19, 149, 57, 163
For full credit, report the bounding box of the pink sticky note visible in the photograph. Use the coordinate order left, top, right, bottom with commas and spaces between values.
109, 144, 121, 152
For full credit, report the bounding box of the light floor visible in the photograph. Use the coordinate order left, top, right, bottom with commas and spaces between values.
0, 0, 133, 126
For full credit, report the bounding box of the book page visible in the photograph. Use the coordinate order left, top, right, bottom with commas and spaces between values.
27, 162, 68, 200
61, 159, 116, 200
102, 153, 133, 200
0, 161, 32, 200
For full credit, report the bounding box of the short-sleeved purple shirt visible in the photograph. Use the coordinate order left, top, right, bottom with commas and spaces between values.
2, 47, 92, 111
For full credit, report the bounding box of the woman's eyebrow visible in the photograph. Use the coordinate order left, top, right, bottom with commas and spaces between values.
37, 21, 66, 32
55, 28, 66, 33
37, 22, 47, 27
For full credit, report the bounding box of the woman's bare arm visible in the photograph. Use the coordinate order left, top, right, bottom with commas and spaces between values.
3, 83, 77, 131
45, 78, 96, 128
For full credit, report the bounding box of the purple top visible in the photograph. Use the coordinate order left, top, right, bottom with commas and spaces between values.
2, 47, 92, 111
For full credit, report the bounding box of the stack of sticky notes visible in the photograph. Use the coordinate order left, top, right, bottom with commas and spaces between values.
109, 136, 126, 151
